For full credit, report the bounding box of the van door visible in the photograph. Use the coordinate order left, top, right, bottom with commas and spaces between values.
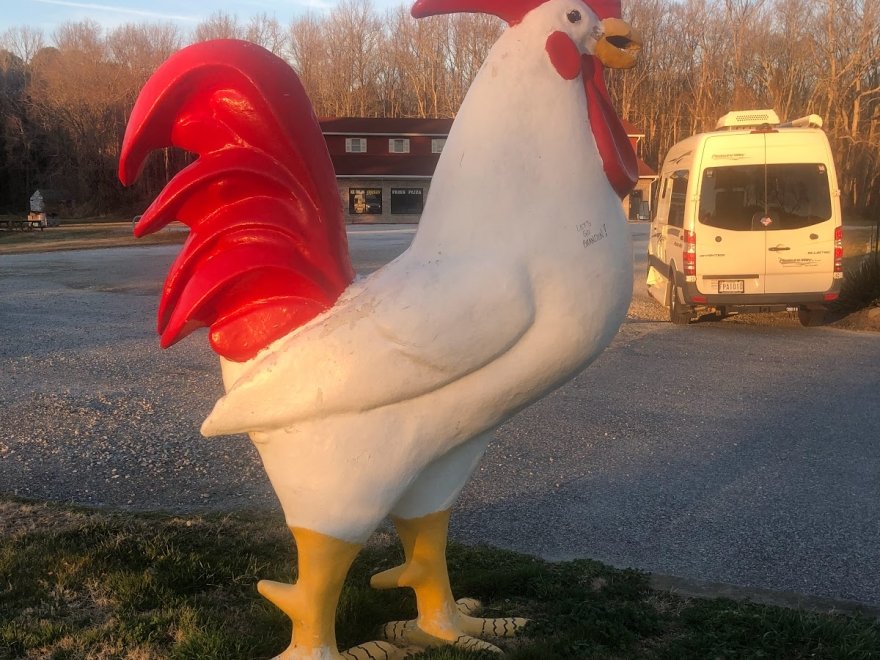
648, 177, 669, 263
664, 170, 689, 279
648, 172, 693, 305
695, 134, 768, 295
760, 154, 836, 294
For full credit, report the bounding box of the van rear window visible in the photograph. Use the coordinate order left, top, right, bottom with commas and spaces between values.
698, 164, 832, 231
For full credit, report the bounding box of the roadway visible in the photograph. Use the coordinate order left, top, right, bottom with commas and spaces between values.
0, 223, 877, 607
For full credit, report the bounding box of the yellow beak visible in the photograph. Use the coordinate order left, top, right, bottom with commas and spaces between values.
595, 17, 642, 69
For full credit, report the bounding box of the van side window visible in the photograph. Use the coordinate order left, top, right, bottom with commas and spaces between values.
668, 170, 688, 228
651, 178, 668, 226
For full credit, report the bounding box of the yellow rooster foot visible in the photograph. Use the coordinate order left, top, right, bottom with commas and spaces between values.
372, 511, 528, 655
379, 598, 528, 655
260, 528, 423, 660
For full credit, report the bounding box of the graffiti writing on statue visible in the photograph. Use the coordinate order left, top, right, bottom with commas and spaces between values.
576, 220, 607, 249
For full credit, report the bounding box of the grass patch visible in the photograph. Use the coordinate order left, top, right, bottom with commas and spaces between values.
1, 501, 878, 659
833, 254, 880, 315
0, 223, 186, 255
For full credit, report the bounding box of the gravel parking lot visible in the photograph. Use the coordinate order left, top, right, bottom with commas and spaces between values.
2, 226, 879, 608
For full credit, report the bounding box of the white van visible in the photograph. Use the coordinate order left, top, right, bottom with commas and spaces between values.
646, 109, 843, 326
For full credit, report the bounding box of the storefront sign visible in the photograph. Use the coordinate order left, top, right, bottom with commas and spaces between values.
349, 188, 383, 215
391, 188, 424, 215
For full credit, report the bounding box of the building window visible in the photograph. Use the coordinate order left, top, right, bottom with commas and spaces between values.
389, 138, 410, 154
345, 138, 367, 153
431, 138, 446, 154
391, 188, 424, 214
349, 188, 382, 215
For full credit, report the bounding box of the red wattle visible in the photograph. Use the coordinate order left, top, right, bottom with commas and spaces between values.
581, 55, 638, 199
545, 32, 581, 80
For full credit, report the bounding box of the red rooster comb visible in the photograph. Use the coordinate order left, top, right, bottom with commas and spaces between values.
120, 40, 354, 362
412, 0, 621, 24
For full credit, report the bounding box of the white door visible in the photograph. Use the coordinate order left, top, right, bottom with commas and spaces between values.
759, 152, 836, 295
646, 177, 672, 305
695, 135, 768, 296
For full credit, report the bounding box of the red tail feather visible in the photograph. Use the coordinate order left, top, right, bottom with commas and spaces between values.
119, 39, 354, 362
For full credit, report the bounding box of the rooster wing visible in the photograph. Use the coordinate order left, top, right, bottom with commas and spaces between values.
201, 258, 535, 436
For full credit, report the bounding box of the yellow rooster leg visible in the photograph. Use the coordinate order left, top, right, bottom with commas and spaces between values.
371, 510, 528, 654
260, 526, 409, 660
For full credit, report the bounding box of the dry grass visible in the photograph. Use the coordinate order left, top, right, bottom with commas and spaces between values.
0, 221, 186, 255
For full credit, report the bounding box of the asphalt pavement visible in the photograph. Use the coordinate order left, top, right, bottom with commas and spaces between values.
1, 223, 878, 608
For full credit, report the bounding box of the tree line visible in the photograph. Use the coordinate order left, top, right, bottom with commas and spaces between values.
0, 0, 877, 217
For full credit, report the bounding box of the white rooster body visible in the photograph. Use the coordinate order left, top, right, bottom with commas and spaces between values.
205, 0, 633, 542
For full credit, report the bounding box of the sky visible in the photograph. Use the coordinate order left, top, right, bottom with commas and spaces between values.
0, 0, 409, 36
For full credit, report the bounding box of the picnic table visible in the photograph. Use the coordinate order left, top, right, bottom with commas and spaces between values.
0, 218, 44, 231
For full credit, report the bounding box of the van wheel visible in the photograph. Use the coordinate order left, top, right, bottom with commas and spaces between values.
668, 274, 692, 325
798, 306, 826, 327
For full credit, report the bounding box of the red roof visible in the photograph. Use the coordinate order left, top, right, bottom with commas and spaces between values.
621, 118, 644, 136
637, 158, 657, 178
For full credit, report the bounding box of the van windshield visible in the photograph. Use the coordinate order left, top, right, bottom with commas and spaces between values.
698, 164, 832, 231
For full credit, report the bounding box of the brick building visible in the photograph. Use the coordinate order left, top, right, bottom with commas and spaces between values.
320, 117, 656, 224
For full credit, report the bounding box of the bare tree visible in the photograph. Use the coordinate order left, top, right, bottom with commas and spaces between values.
813, 0, 880, 209
289, 13, 332, 114
756, 0, 818, 121
194, 11, 243, 42
0, 47, 33, 209
386, 7, 452, 117
321, 0, 385, 116
53, 19, 104, 56
1, 26, 45, 64
447, 13, 502, 112
246, 13, 288, 56
722, 0, 767, 109
107, 22, 182, 80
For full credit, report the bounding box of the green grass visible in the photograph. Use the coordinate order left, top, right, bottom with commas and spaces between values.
833, 254, 880, 315
1, 501, 878, 660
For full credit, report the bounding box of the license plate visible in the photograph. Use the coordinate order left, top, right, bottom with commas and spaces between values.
718, 280, 744, 293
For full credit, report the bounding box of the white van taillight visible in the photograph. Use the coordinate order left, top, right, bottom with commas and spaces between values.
683, 230, 697, 279
834, 226, 843, 278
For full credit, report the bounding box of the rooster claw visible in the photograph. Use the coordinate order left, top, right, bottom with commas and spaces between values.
379, 598, 527, 655
381, 619, 503, 654
340, 640, 419, 659
454, 598, 529, 638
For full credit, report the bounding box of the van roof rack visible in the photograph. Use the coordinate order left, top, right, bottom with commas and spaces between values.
779, 114, 824, 129
715, 109, 781, 130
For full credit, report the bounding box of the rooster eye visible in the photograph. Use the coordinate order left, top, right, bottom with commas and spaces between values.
567, 9, 582, 23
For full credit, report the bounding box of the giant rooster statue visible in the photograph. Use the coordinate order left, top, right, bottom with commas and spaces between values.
119, 0, 641, 657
